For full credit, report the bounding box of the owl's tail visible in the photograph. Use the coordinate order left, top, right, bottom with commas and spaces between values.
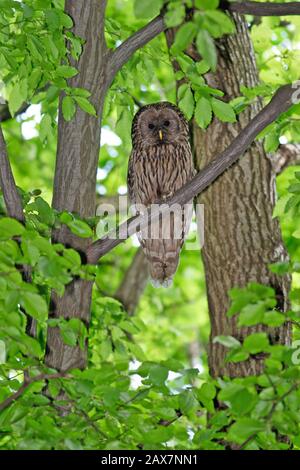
138, 202, 193, 288
143, 239, 181, 288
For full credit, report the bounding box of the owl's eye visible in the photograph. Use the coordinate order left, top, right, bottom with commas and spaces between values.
164, 120, 170, 127
148, 123, 155, 130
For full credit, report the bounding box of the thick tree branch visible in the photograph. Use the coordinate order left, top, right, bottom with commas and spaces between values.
87, 83, 298, 264
107, 15, 165, 82
46, 0, 109, 372
223, 1, 300, 16
0, 125, 24, 222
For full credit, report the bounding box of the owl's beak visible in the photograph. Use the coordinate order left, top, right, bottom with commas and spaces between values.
158, 129, 163, 141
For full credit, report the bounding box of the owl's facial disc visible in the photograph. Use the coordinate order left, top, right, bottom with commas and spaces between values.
140, 108, 181, 146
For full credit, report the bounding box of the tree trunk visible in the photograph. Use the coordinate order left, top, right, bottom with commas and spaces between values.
45, 1, 108, 371
192, 14, 291, 377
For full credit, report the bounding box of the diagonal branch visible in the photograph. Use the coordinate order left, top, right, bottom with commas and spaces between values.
86, 83, 298, 264
107, 15, 165, 82
223, 1, 300, 16
0, 125, 24, 222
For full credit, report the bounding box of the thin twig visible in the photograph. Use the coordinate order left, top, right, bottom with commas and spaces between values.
236, 382, 300, 450
0, 371, 70, 412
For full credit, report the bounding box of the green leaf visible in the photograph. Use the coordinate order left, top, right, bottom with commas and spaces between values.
262, 311, 285, 327
56, 65, 78, 78
264, 131, 280, 153
74, 96, 97, 117
228, 418, 264, 444
198, 382, 216, 400
293, 229, 300, 238
171, 22, 197, 55
62, 96, 76, 121
195, 0, 219, 9
34, 197, 55, 225
268, 262, 290, 275
145, 427, 173, 444
5, 291, 19, 312
0, 218, 24, 239
196, 60, 210, 75
67, 219, 93, 238
204, 10, 235, 38
63, 248, 81, 268
226, 348, 249, 363
178, 390, 198, 414
134, 0, 164, 19
8, 79, 27, 116
178, 85, 194, 120
40, 114, 53, 142
288, 183, 300, 194
243, 333, 269, 354
148, 364, 168, 386
60, 327, 77, 346
21, 292, 48, 321
212, 98, 236, 123
238, 302, 265, 326
195, 97, 212, 129
176, 54, 195, 73
213, 335, 241, 348
45, 9, 61, 30
196, 30, 217, 71
60, 12, 73, 29
28, 68, 42, 91
71, 88, 91, 98
219, 385, 257, 415
165, 3, 185, 27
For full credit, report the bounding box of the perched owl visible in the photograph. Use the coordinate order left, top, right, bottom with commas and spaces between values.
127, 102, 195, 287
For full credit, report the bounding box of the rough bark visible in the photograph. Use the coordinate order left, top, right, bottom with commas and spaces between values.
0, 126, 24, 223
45, 0, 108, 371
192, 14, 291, 377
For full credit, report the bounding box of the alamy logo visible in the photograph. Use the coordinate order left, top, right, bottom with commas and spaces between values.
96, 196, 204, 251
292, 81, 300, 105
291, 340, 300, 365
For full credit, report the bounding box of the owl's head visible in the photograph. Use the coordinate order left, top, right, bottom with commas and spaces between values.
131, 102, 189, 148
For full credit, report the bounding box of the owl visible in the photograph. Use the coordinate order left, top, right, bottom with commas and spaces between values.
127, 102, 195, 287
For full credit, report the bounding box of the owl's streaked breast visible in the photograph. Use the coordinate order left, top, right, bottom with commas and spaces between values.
130, 143, 192, 206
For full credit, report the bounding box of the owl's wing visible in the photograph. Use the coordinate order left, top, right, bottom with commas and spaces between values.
127, 151, 136, 206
